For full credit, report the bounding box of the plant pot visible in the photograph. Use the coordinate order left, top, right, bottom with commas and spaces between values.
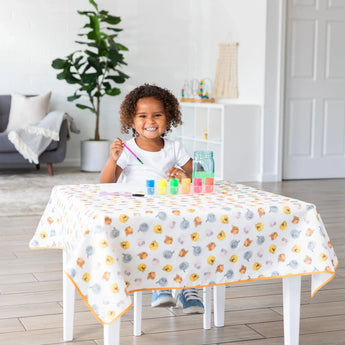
81, 140, 110, 172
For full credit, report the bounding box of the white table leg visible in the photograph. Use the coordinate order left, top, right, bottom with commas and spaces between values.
203, 287, 212, 329
133, 291, 142, 336
104, 318, 121, 345
213, 285, 225, 327
283, 276, 301, 345
63, 250, 75, 341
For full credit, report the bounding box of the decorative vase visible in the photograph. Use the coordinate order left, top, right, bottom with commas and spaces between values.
81, 140, 110, 172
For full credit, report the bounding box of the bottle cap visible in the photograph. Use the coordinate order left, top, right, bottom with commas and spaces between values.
182, 178, 191, 185
170, 178, 179, 186
146, 179, 155, 187
193, 178, 202, 186
205, 177, 214, 185
158, 179, 167, 187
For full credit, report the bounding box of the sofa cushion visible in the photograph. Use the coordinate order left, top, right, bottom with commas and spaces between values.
0, 132, 16, 152
5, 91, 52, 132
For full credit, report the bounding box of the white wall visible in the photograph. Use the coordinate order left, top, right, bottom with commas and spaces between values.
0, 0, 267, 170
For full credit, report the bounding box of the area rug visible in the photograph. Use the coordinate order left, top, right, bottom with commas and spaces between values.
0, 166, 100, 216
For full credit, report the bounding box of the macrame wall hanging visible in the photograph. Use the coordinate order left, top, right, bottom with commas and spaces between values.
211, 42, 239, 98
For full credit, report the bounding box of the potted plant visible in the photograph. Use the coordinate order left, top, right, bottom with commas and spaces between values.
52, 0, 129, 171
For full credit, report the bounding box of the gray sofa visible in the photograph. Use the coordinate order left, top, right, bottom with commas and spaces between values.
0, 95, 68, 175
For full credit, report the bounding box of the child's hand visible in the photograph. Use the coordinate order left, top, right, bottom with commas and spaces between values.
110, 138, 124, 162
168, 167, 188, 181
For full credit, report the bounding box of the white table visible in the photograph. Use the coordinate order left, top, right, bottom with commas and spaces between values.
30, 182, 338, 344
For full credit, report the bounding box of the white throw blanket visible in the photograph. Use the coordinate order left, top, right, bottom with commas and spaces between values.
8, 110, 80, 164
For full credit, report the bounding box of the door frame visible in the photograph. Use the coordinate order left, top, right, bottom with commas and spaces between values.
262, 0, 287, 181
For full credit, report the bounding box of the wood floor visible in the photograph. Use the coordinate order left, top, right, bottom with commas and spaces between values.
0, 179, 345, 345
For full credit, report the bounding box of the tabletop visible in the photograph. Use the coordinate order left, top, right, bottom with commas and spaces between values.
29, 181, 338, 325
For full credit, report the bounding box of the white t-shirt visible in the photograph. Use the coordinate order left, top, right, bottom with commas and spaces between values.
117, 138, 191, 186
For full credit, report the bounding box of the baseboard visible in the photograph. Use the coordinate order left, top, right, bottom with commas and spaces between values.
261, 173, 281, 182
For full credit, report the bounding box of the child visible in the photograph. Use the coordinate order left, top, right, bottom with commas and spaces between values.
100, 84, 204, 314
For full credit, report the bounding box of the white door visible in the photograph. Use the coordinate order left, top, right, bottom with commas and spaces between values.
283, 0, 345, 179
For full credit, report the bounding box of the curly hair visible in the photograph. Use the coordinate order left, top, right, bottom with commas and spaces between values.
120, 84, 182, 137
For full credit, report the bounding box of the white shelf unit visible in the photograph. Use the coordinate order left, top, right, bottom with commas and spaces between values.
170, 102, 261, 182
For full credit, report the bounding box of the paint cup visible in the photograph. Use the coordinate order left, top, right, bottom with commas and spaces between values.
193, 177, 202, 193
170, 178, 179, 194
205, 177, 214, 193
146, 179, 155, 195
181, 178, 191, 194
158, 179, 167, 195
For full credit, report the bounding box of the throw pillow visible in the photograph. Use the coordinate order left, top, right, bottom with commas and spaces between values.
5, 91, 52, 132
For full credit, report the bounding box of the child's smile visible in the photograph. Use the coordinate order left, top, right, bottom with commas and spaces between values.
132, 97, 167, 149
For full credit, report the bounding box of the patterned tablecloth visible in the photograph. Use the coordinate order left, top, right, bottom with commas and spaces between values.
29, 182, 338, 325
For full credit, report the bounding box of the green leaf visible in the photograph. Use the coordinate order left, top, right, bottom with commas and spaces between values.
117, 43, 128, 51
52, 58, 66, 69
77, 10, 96, 16
108, 49, 122, 64
73, 56, 85, 68
87, 56, 102, 73
59, 69, 81, 84
117, 60, 128, 66
66, 75, 81, 84
56, 71, 68, 80
102, 15, 121, 25
75, 40, 91, 46
81, 84, 96, 92
103, 81, 111, 89
106, 27, 123, 32
89, 0, 98, 11
84, 50, 98, 58
67, 94, 81, 102
76, 104, 96, 113
106, 88, 121, 96
87, 31, 98, 41
81, 73, 99, 83
115, 70, 130, 79
105, 75, 126, 84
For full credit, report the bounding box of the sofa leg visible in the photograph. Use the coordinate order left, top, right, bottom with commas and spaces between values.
35, 164, 40, 170
47, 163, 54, 176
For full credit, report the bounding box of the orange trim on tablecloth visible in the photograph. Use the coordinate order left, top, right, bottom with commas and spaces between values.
128, 266, 338, 297
35, 251, 337, 325
310, 261, 338, 298
64, 271, 133, 325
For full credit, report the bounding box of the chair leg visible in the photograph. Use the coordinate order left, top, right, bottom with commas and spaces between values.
104, 318, 121, 345
47, 163, 54, 176
133, 291, 142, 336
203, 287, 212, 329
213, 285, 225, 327
133, 288, 211, 335
63, 251, 75, 341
